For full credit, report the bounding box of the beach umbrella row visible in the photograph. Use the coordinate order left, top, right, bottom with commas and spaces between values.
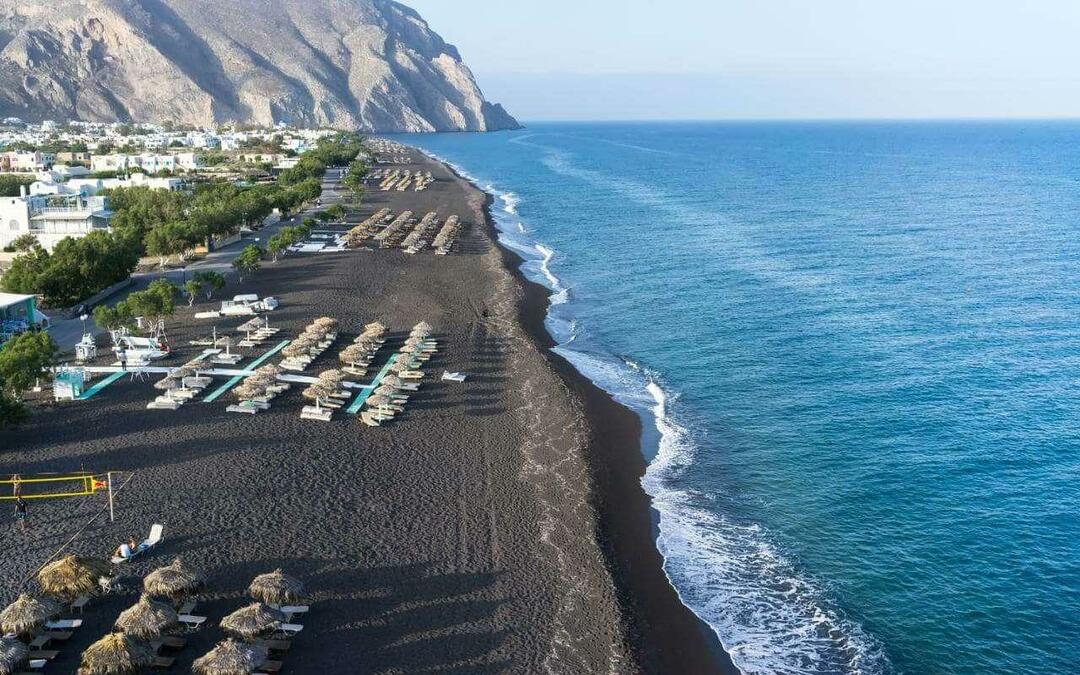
433, 215, 463, 252
346, 207, 391, 245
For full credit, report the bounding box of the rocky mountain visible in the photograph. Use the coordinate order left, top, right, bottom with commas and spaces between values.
0, 0, 519, 132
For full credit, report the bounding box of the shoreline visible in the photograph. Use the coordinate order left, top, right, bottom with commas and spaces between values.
443, 156, 739, 674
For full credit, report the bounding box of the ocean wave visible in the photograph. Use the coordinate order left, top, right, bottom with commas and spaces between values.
415, 144, 889, 675
638, 373, 890, 675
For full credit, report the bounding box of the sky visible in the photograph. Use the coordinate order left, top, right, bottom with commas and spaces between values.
404, 0, 1080, 121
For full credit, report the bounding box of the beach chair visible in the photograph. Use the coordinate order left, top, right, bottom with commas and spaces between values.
151, 656, 175, 669
28, 651, 58, 661
112, 524, 164, 563
178, 600, 197, 615
147, 397, 182, 410
177, 614, 207, 629
257, 661, 283, 674
300, 406, 333, 422
44, 619, 81, 631
227, 402, 260, 415
257, 639, 291, 654
275, 623, 303, 638
70, 595, 90, 613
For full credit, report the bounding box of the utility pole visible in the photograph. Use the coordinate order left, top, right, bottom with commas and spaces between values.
107, 472, 115, 522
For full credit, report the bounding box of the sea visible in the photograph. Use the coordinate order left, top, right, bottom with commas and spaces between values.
393, 121, 1080, 675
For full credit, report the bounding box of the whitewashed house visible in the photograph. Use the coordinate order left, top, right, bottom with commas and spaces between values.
0, 189, 113, 251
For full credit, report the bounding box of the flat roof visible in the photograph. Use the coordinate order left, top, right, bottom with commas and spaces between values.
0, 292, 34, 308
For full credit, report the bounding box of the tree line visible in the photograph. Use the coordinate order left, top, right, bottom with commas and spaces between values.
0, 132, 365, 308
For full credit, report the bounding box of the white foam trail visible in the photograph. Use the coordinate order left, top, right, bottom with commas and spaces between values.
501, 192, 521, 215
415, 142, 890, 674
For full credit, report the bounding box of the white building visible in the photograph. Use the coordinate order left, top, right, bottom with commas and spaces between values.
0, 191, 113, 251
90, 152, 202, 173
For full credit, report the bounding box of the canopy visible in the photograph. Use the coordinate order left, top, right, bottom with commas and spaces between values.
248, 569, 304, 606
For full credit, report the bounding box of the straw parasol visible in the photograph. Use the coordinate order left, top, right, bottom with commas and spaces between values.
114, 595, 177, 640
313, 317, 337, 329
389, 360, 415, 374
373, 385, 400, 400
411, 321, 432, 335
143, 559, 204, 601
0, 637, 29, 675
80, 633, 155, 675
192, 639, 268, 675
0, 594, 61, 636
154, 376, 179, 391
37, 554, 111, 601
233, 381, 263, 401
317, 370, 344, 389
248, 570, 304, 606
366, 394, 394, 411
362, 321, 386, 335
220, 604, 284, 641
381, 375, 402, 389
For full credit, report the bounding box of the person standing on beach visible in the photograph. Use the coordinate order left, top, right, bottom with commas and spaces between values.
14, 497, 27, 532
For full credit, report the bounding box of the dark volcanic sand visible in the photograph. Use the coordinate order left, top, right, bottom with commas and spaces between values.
1, 150, 733, 674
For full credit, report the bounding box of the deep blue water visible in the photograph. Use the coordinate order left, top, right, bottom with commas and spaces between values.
394, 122, 1080, 675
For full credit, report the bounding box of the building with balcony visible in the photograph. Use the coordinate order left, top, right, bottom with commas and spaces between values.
0, 191, 113, 251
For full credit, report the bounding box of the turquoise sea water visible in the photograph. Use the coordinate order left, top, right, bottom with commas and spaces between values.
395, 122, 1080, 675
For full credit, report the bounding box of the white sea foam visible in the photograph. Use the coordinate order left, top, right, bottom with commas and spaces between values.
417, 143, 890, 675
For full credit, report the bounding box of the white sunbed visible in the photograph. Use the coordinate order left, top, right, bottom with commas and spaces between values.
44, 620, 82, 630
147, 398, 182, 410
177, 614, 207, 629
111, 524, 164, 564
442, 372, 467, 383
300, 406, 333, 422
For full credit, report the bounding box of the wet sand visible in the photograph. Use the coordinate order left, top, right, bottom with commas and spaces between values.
1, 149, 734, 673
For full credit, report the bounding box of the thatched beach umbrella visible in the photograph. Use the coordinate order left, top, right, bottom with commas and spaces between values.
154, 376, 179, 391
313, 317, 337, 329
381, 375, 402, 389
143, 559, 204, 601
0, 637, 29, 675
114, 595, 177, 640
365, 395, 394, 412
233, 381, 263, 401
362, 321, 386, 336
80, 633, 155, 675
0, 594, 61, 636
248, 570, 304, 606
192, 639, 268, 675
389, 360, 415, 374
37, 554, 110, 601
220, 604, 284, 641
373, 385, 404, 401
411, 321, 432, 336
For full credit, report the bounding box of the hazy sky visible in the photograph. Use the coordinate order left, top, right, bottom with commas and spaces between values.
405, 0, 1080, 121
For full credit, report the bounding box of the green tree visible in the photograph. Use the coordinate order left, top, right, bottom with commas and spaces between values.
0, 331, 58, 399
266, 234, 288, 262
0, 243, 49, 294
194, 271, 225, 299
232, 245, 263, 282
127, 280, 176, 329
183, 279, 203, 306
92, 303, 135, 333
0, 388, 28, 428
0, 174, 35, 197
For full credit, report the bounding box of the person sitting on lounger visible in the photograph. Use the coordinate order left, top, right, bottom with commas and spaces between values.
114, 537, 136, 559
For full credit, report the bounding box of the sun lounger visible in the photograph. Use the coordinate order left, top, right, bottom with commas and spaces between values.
28, 651, 58, 661
178, 600, 197, 615
300, 406, 333, 422
44, 620, 81, 630
112, 524, 163, 563
442, 372, 467, 382
147, 397, 183, 410
70, 595, 90, 613
152, 656, 175, 669
258, 660, 283, 673
275, 623, 303, 637
166, 388, 197, 401
26, 658, 47, 670
227, 403, 260, 415
177, 614, 206, 629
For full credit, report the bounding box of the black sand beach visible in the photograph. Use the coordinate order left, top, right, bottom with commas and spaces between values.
2, 148, 734, 674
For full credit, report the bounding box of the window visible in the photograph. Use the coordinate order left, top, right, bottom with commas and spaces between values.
8, 219, 17, 231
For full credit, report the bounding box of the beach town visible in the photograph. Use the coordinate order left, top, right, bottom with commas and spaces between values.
0, 123, 726, 674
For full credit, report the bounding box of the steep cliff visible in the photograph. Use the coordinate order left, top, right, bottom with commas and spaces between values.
0, 0, 519, 132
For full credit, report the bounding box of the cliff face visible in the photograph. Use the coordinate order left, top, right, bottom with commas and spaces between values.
0, 0, 519, 132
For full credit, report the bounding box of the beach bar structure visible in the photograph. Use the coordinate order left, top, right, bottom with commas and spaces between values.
0, 292, 48, 343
